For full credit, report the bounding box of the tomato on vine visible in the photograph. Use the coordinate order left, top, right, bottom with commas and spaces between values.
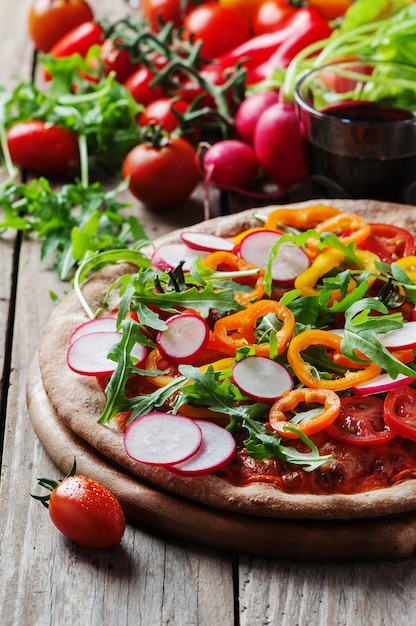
28, 0, 94, 52
182, 2, 251, 61
32, 460, 126, 548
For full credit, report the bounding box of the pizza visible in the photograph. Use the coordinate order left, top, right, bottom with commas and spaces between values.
31, 199, 416, 525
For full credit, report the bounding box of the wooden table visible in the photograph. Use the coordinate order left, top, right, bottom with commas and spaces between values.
1, 2, 416, 624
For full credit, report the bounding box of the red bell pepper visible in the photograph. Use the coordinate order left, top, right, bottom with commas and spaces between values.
199, 8, 333, 86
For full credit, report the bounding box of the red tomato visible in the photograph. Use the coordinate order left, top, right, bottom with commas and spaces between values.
48, 474, 125, 548
49, 20, 104, 59
308, 0, 352, 21
7, 121, 79, 176
139, 98, 190, 132
28, 0, 94, 52
182, 3, 251, 61
219, 0, 266, 22
384, 386, 416, 442
141, 0, 195, 31
358, 223, 416, 264
122, 137, 201, 210
124, 67, 167, 106
252, 0, 296, 36
326, 395, 396, 447
100, 38, 138, 83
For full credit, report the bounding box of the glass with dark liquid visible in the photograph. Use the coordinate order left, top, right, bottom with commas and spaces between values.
294, 61, 416, 203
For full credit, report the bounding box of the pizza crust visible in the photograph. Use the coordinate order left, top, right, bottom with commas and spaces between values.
37, 200, 416, 520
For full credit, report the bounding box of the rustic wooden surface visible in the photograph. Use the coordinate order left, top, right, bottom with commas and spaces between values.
2, 2, 416, 625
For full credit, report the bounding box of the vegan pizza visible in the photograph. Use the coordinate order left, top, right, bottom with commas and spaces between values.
33, 199, 416, 522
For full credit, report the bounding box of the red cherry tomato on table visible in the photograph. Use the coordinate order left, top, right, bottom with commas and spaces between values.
7, 121, 80, 176
28, 0, 94, 52
252, 0, 296, 36
142, 0, 196, 31
122, 136, 201, 211
183, 3, 251, 61
33, 466, 126, 548
100, 38, 138, 84
326, 395, 396, 447
124, 66, 167, 106
384, 386, 416, 442
139, 98, 190, 132
48, 20, 104, 59
219, 0, 267, 22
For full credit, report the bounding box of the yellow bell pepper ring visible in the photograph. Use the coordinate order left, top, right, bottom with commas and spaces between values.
287, 329, 382, 391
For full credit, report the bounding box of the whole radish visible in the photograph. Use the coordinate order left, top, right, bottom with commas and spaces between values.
234, 90, 280, 145
253, 101, 308, 189
202, 139, 258, 190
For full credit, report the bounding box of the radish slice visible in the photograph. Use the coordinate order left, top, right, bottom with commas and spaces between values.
151, 243, 209, 272
353, 372, 415, 395
67, 331, 147, 376
124, 412, 202, 466
377, 322, 416, 350
169, 419, 236, 476
231, 356, 293, 402
238, 229, 310, 284
180, 231, 235, 253
156, 313, 209, 364
70, 316, 118, 344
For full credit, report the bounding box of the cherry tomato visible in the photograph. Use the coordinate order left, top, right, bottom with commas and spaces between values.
28, 0, 94, 52
384, 386, 416, 442
307, 0, 353, 21
326, 395, 396, 447
7, 121, 79, 176
219, 0, 266, 22
47, 474, 125, 548
183, 3, 251, 61
100, 38, 138, 83
252, 0, 296, 36
124, 66, 167, 106
141, 0, 196, 31
122, 137, 201, 210
48, 20, 104, 59
358, 223, 416, 264
139, 98, 190, 132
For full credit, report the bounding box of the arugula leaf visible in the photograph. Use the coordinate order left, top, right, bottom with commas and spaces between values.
242, 419, 333, 470
342, 297, 416, 378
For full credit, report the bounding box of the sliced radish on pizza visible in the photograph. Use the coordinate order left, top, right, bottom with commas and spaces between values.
156, 313, 209, 364
151, 243, 209, 272
67, 331, 147, 376
124, 412, 203, 466
237, 229, 310, 284
231, 356, 293, 401
180, 231, 235, 253
376, 321, 416, 350
352, 372, 416, 395
169, 420, 236, 476
70, 316, 118, 344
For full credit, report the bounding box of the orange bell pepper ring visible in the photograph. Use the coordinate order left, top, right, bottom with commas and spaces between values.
268, 387, 340, 439
202, 250, 266, 305
310, 212, 371, 248
287, 329, 382, 391
264, 205, 340, 231
211, 299, 295, 357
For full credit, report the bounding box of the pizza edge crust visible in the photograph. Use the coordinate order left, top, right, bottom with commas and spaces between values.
36, 199, 416, 520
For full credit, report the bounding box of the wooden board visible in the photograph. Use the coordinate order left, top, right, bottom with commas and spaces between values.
27, 353, 416, 563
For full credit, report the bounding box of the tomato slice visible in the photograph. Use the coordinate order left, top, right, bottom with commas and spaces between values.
358, 223, 416, 263
326, 395, 396, 447
384, 386, 416, 442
